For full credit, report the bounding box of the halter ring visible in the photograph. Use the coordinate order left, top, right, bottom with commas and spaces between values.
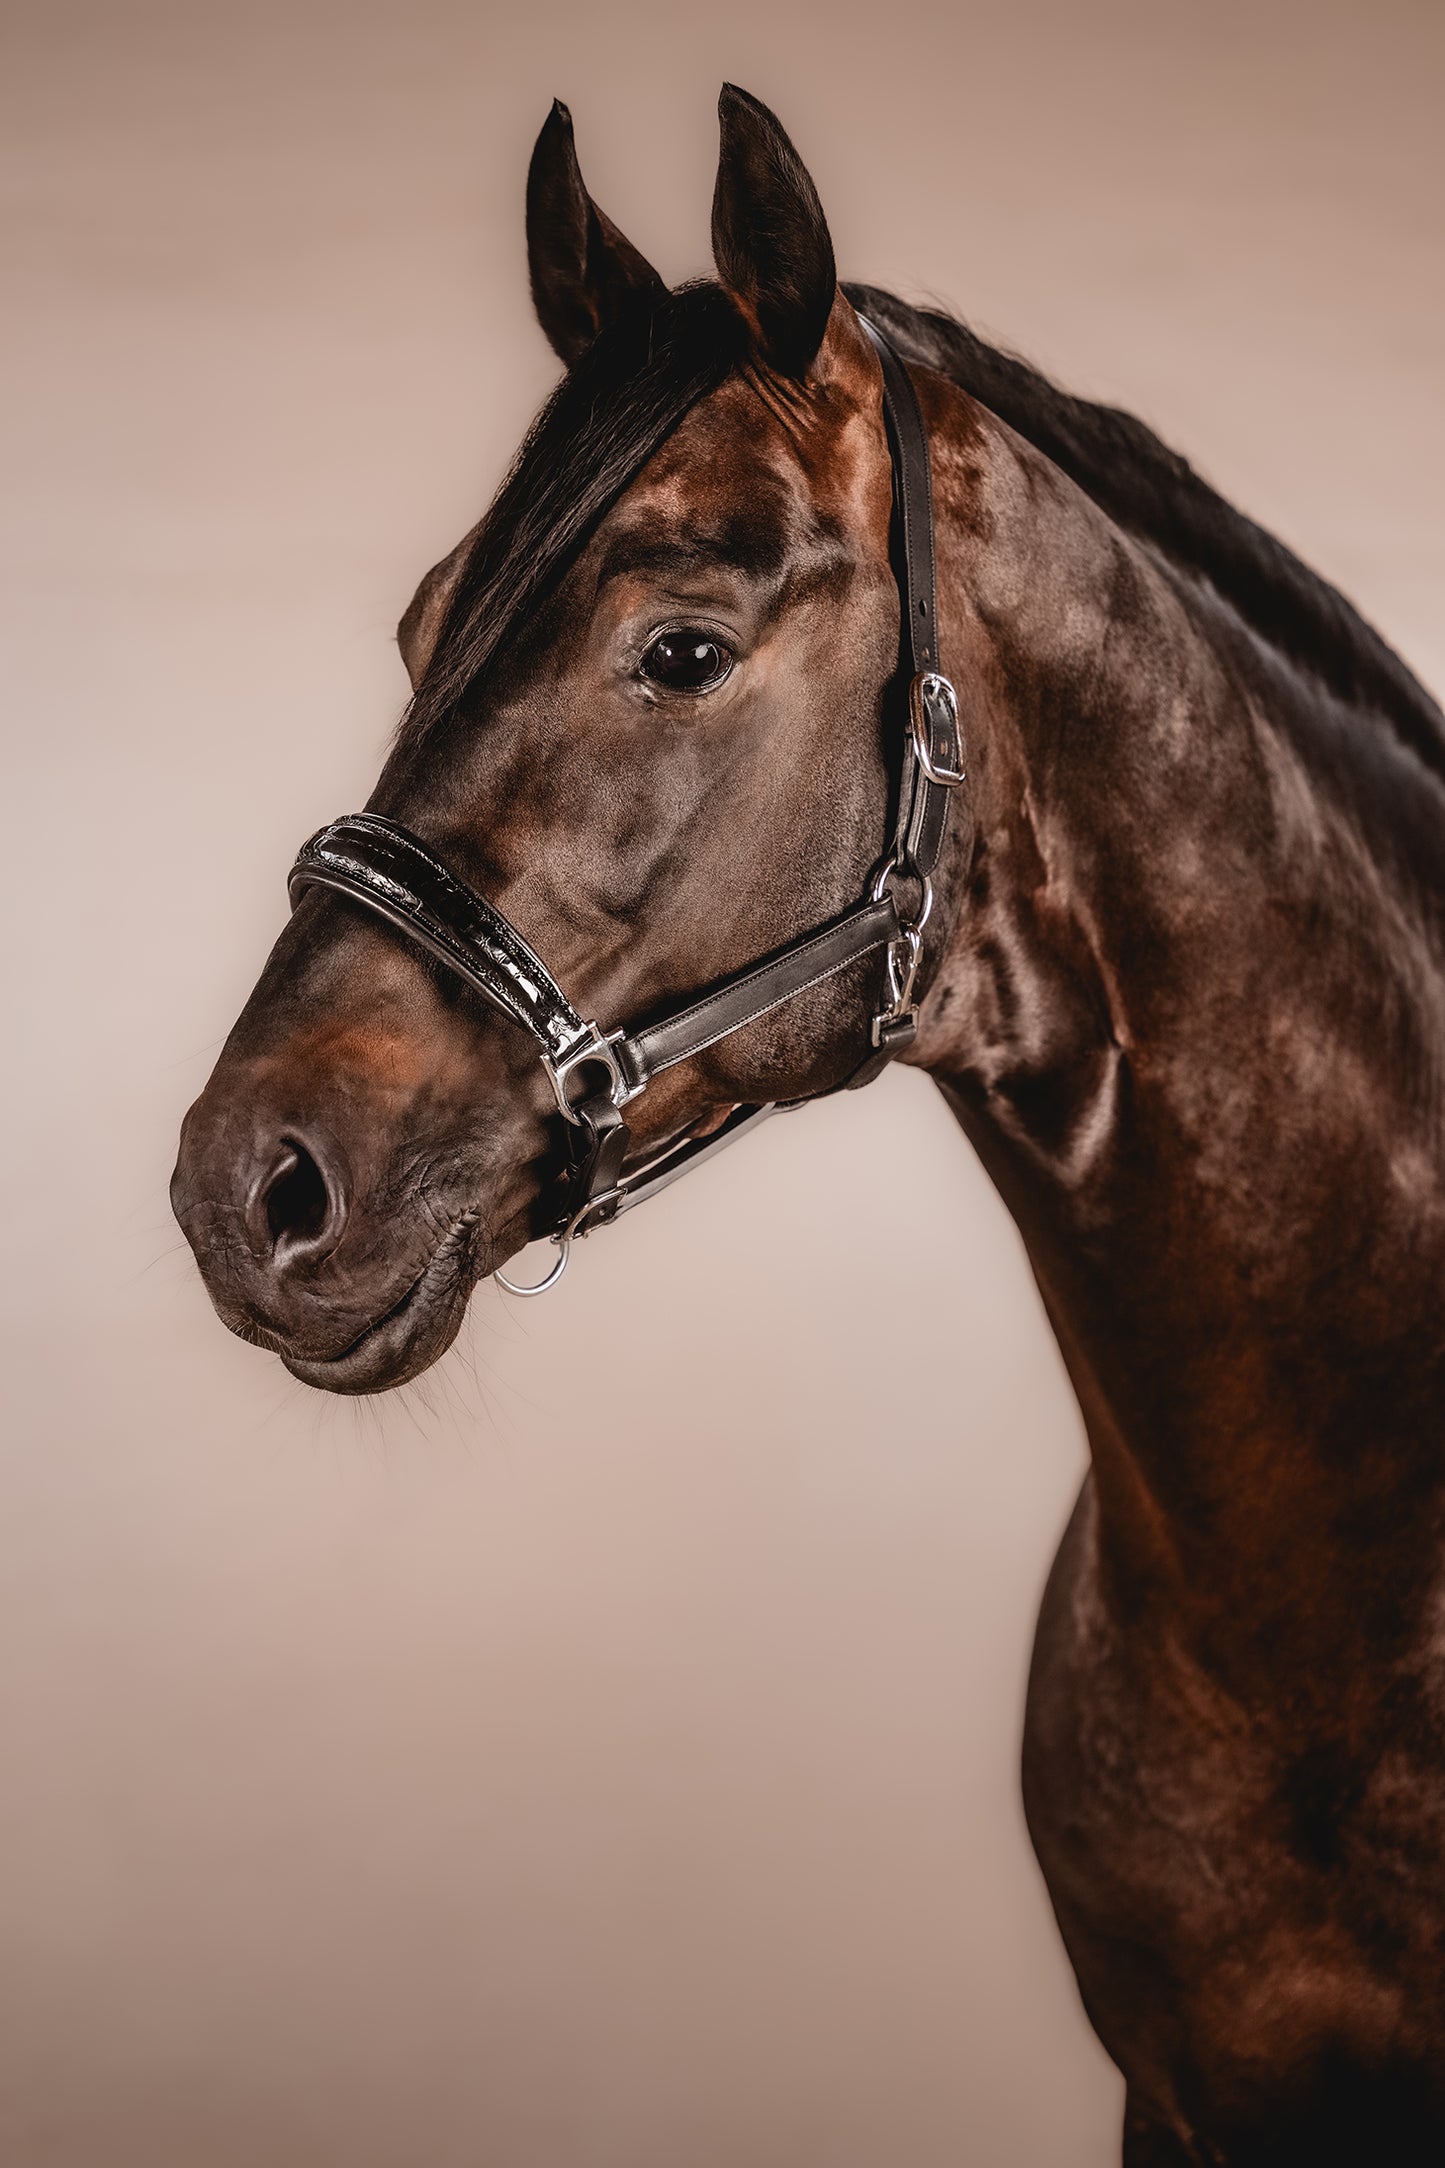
495, 1238, 571, 1297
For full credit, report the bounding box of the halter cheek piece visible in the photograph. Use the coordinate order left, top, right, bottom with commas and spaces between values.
289, 320, 968, 1295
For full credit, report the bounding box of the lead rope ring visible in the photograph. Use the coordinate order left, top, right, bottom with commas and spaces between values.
494, 1177, 615, 1295
495, 1238, 571, 1297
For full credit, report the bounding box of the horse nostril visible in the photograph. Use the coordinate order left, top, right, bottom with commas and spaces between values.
259, 1139, 338, 1259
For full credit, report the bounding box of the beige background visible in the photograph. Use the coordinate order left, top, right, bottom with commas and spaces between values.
2, 1, 1441, 2162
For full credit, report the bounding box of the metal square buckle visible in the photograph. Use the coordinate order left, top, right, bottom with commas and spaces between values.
544, 1023, 638, 1125
909, 671, 966, 788
870, 1010, 918, 1053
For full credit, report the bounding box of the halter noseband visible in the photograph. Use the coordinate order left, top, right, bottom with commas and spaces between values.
288, 320, 968, 1294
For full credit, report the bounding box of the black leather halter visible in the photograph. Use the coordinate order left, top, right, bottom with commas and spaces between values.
289, 319, 967, 1293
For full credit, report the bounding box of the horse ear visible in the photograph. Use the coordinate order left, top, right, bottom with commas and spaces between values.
711, 85, 836, 380
526, 100, 666, 367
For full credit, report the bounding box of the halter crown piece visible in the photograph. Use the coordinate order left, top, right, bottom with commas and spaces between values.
289, 320, 968, 1294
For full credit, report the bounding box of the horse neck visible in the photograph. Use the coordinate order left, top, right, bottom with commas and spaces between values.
914, 380, 1445, 1663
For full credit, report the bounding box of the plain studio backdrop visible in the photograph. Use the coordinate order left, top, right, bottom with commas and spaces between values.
2, 2, 1441, 2162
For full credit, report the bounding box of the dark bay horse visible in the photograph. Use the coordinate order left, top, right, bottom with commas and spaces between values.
172, 87, 1445, 2162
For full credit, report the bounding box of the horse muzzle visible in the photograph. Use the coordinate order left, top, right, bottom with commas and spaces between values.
170, 1088, 499, 1395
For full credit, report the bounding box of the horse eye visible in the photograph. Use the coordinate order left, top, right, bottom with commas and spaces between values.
639, 631, 733, 692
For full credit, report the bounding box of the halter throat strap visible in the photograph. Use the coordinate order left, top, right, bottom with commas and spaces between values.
288, 317, 967, 1291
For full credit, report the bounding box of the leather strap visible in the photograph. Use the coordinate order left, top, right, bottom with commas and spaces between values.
289, 815, 587, 1061
859, 317, 963, 884
612, 895, 899, 1095
864, 318, 939, 676
565, 1087, 631, 1223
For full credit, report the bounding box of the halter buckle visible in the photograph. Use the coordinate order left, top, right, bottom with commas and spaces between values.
909, 671, 966, 788
544, 1023, 639, 1125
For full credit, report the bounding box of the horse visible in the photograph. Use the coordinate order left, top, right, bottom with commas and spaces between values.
171, 86, 1445, 2163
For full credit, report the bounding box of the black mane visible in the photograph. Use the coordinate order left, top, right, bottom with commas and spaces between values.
846, 282, 1445, 779
401, 276, 1443, 783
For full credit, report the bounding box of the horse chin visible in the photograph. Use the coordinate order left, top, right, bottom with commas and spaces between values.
279, 1215, 481, 1397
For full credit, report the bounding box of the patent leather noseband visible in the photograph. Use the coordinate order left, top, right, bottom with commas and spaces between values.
289, 320, 967, 1294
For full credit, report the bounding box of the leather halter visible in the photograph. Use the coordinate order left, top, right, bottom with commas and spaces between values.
289, 318, 967, 1294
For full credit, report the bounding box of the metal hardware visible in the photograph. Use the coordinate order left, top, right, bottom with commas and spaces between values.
871, 924, 923, 1046
494, 1166, 632, 1293
543, 1022, 638, 1124
558, 1185, 623, 1242
871, 857, 934, 933
495, 1239, 572, 1297
909, 671, 966, 788
885, 924, 923, 1015
869, 860, 932, 1049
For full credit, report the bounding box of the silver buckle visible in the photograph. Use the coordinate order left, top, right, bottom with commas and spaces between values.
909, 671, 966, 788
543, 1023, 637, 1125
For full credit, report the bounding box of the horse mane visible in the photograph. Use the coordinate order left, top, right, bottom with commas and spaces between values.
845, 282, 1445, 782
400, 274, 1443, 789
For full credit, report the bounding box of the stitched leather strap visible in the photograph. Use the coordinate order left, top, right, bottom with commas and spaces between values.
289, 815, 588, 1060
864, 318, 939, 676
858, 316, 962, 882
612, 895, 899, 1094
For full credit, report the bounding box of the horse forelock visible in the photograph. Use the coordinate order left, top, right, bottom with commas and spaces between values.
393, 283, 750, 759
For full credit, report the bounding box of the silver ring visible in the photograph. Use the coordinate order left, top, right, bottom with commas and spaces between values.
871, 858, 934, 933
495, 1238, 571, 1297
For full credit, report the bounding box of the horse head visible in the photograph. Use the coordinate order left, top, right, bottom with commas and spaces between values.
171, 88, 974, 1392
